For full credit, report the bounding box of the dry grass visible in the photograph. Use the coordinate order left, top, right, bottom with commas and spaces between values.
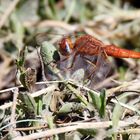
0, 0, 140, 140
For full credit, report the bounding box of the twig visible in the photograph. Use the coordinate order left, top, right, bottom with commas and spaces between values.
0, 84, 56, 110
104, 18, 140, 39
107, 79, 140, 97
95, 10, 140, 22
68, 80, 140, 114
0, 119, 48, 132
117, 128, 140, 134
31, 84, 56, 98
0, 0, 20, 29
94, 73, 119, 90
9, 88, 19, 137
23, 20, 77, 31
4, 125, 48, 132
111, 98, 140, 115
12, 120, 140, 140
66, 83, 88, 105
0, 80, 63, 94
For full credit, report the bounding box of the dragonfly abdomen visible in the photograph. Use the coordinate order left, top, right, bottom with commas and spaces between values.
105, 45, 140, 58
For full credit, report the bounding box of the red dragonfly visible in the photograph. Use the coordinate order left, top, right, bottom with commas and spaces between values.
58, 34, 140, 86
38, 33, 140, 87
59, 34, 140, 59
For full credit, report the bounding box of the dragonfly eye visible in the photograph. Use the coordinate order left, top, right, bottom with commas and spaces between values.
65, 41, 71, 54
59, 38, 73, 56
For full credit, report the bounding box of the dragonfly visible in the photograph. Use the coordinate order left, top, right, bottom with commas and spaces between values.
37, 33, 140, 87
59, 34, 140, 59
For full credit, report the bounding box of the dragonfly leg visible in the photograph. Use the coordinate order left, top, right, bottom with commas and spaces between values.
61, 56, 70, 62
103, 49, 110, 62
83, 50, 109, 80
82, 56, 98, 80
66, 53, 78, 70
58, 51, 75, 63
56, 55, 71, 67
85, 63, 98, 80
57, 53, 77, 71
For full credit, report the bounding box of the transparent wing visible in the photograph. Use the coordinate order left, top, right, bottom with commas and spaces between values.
58, 39, 111, 87
58, 39, 94, 81
85, 51, 111, 88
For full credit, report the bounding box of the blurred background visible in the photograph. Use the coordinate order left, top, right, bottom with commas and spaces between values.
1, 0, 140, 100
1, 1, 140, 140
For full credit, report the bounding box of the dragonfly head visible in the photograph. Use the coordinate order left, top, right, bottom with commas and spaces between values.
58, 37, 74, 56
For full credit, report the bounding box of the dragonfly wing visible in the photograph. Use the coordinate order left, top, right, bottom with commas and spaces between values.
57, 39, 111, 86
58, 53, 88, 82
87, 52, 112, 87
58, 38, 91, 81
